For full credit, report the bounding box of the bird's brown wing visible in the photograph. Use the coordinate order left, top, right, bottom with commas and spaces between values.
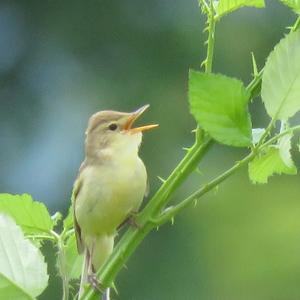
72, 165, 85, 254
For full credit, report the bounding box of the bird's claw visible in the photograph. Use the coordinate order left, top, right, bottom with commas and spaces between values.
87, 274, 104, 293
117, 212, 141, 231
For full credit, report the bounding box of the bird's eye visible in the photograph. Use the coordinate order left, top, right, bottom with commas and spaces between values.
108, 123, 118, 131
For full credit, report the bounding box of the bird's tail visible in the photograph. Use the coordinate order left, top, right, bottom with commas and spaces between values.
78, 247, 90, 298
79, 235, 114, 299
91, 235, 114, 271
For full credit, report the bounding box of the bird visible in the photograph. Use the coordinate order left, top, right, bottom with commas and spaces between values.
72, 104, 158, 299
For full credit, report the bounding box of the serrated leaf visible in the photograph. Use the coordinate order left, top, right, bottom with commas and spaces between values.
65, 234, 83, 279
0, 273, 33, 300
189, 70, 252, 147
261, 31, 300, 120
278, 133, 295, 168
0, 214, 49, 297
216, 0, 265, 18
252, 128, 265, 144
248, 146, 297, 184
0, 194, 53, 235
280, 0, 300, 14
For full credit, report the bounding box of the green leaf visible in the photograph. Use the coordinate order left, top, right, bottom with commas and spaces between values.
216, 0, 265, 18
248, 146, 297, 184
261, 31, 300, 120
0, 194, 53, 235
0, 273, 33, 300
278, 133, 295, 168
0, 214, 49, 297
189, 70, 252, 147
65, 234, 83, 279
280, 0, 300, 14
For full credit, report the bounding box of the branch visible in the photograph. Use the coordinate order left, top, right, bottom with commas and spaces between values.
156, 152, 255, 222
80, 137, 213, 300
80, 7, 274, 300
201, 0, 216, 73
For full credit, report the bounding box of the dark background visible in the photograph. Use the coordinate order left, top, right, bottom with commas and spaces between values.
1, 1, 300, 299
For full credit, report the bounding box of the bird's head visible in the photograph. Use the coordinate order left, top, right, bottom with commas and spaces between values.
85, 104, 158, 160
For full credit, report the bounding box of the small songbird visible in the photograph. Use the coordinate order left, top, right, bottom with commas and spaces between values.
72, 105, 158, 299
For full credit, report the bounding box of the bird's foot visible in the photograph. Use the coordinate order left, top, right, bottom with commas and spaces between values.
87, 274, 104, 293
117, 212, 141, 231
127, 214, 141, 229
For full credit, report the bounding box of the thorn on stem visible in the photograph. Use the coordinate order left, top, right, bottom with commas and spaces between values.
157, 176, 166, 183
251, 52, 258, 77
171, 217, 175, 225
201, 60, 207, 68
213, 185, 219, 195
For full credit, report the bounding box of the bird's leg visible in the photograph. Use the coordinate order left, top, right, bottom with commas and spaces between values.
87, 244, 105, 294
102, 288, 110, 300
117, 211, 141, 231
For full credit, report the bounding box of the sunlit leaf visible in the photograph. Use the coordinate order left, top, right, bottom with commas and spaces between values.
189, 70, 252, 147
261, 31, 300, 120
216, 0, 265, 18
0, 274, 33, 300
252, 128, 265, 144
278, 133, 295, 168
0, 194, 53, 235
248, 146, 297, 184
0, 214, 49, 297
65, 234, 83, 279
280, 0, 300, 14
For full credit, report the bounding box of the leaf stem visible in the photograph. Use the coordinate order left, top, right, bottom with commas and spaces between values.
167, 122, 300, 221
201, 0, 216, 73
157, 151, 256, 220
246, 68, 263, 99
79, 3, 300, 300
260, 124, 300, 149
80, 137, 213, 300
58, 237, 69, 300
80, 4, 271, 299
51, 230, 69, 300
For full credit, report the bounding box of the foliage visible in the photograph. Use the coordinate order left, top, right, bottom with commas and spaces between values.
189, 71, 252, 147
280, 0, 300, 14
0, 1, 300, 300
0, 214, 48, 299
261, 30, 300, 120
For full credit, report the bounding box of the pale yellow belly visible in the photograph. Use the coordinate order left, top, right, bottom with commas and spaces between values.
75, 158, 147, 237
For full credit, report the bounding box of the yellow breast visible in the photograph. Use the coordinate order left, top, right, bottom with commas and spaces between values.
75, 156, 147, 237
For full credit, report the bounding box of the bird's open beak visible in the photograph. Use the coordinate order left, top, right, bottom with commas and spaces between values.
123, 104, 159, 134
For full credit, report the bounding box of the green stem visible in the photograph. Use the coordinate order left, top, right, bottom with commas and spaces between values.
246, 68, 263, 99
26, 234, 55, 241
80, 5, 268, 299
52, 231, 69, 300
291, 16, 300, 32
159, 151, 256, 220
260, 124, 300, 149
256, 16, 300, 147
80, 138, 213, 300
159, 122, 300, 221
201, 0, 215, 73
80, 3, 300, 300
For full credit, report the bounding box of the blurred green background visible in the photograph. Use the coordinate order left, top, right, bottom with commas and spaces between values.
1, 1, 300, 299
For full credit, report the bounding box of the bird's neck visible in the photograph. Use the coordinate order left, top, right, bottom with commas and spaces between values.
85, 133, 142, 165
85, 144, 140, 168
